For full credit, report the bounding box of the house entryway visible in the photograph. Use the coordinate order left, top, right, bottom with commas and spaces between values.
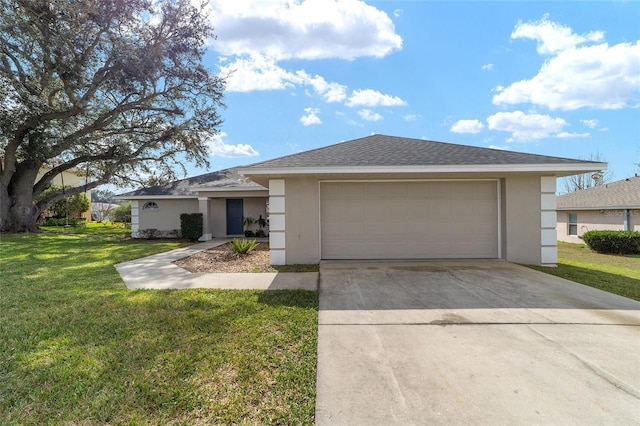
226, 199, 243, 235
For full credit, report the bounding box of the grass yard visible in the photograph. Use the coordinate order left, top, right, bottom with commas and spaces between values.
0, 225, 318, 425
528, 241, 640, 301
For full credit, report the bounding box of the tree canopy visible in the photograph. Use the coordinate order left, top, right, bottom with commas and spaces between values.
0, 0, 225, 231
561, 153, 612, 193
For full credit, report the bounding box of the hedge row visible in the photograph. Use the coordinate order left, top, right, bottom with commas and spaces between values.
582, 230, 640, 255
42, 217, 87, 227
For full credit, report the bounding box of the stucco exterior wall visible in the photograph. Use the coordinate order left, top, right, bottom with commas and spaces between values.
557, 209, 640, 242
133, 196, 267, 239
503, 175, 545, 265
138, 199, 198, 232
284, 177, 321, 264
275, 174, 550, 265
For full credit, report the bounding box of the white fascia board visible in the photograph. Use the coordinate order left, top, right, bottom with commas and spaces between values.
114, 195, 196, 200
557, 205, 640, 211
196, 186, 267, 192
238, 162, 607, 176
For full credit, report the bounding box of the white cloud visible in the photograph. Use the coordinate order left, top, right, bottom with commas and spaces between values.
210, 0, 402, 60
556, 131, 590, 139
394, 9, 402, 18
403, 114, 418, 122
218, 54, 298, 92
357, 109, 383, 121
300, 107, 322, 126
486, 111, 567, 141
511, 15, 604, 55
481, 63, 494, 71
450, 119, 484, 134
207, 132, 259, 157
219, 56, 408, 112
297, 71, 347, 102
346, 89, 407, 107
581, 119, 599, 129
489, 145, 510, 150
494, 17, 640, 110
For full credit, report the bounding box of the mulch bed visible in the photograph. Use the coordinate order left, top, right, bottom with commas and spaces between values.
174, 242, 273, 273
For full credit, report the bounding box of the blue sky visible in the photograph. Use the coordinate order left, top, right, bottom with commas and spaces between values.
188, 0, 640, 182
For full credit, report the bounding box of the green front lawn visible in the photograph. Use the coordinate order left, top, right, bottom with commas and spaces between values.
0, 226, 318, 424
528, 242, 640, 301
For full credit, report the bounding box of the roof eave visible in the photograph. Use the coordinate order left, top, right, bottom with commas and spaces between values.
557, 205, 640, 211
238, 162, 606, 176
195, 186, 267, 192
114, 194, 197, 200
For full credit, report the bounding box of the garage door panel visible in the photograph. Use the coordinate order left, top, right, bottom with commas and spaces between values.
430, 182, 453, 198
385, 182, 409, 197
408, 182, 431, 197
408, 199, 431, 217
431, 201, 453, 219
321, 181, 498, 259
386, 199, 410, 218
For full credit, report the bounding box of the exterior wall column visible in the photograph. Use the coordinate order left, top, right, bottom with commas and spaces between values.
198, 197, 212, 241
269, 179, 286, 265
540, 176, 557, 265
130, 200, 140, 238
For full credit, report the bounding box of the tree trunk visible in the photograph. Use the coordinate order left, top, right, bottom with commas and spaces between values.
0, 169, 41, 233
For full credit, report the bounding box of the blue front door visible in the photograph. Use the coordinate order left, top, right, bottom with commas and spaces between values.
226, 199, 244, 235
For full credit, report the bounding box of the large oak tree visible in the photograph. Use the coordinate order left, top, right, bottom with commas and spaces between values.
0, 0, 224, 232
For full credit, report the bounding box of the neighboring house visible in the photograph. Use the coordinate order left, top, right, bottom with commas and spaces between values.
37, 167, 92, 221
91, 202, 119, 222
120, 134, 603, 266
557, 176, 640, 242
117, 168, 268, 239
238, 135, 604, 266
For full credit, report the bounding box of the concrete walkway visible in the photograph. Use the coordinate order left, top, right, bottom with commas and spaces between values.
316, 261, 640, 425
115, 240, 318, 291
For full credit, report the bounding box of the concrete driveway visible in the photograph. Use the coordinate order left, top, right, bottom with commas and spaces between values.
316, 261, 640, 425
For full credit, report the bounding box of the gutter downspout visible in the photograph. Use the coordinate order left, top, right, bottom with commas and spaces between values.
623, 209, 630, 231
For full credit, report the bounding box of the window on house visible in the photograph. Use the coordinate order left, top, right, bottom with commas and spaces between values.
142, 201, 159, 211
568, 213, 578, 235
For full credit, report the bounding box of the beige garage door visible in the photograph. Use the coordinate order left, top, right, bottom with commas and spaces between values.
321, 181, 499, 259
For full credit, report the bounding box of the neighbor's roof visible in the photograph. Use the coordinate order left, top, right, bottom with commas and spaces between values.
557, 176, 640, 210
239, 134, 604, 175
117, 167, 266, 198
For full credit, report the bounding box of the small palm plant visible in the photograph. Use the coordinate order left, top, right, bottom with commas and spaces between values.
230, 238, 259, 255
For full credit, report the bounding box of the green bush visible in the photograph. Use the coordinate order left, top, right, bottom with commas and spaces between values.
180, 213, 203, 242
42, 217, 87, 227
582, 230, 640, 255
37, 185, 90, 218
112, 202, 131, 223
230, 238, 259, 255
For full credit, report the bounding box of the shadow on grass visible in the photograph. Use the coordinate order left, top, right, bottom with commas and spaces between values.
258, 289, 319, 308
1, 232, 318, 423
527, 263, 640, 302
1, 286, 318, 424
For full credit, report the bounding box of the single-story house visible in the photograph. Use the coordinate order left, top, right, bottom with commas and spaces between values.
557, 176, 640, 242
121, 134, 604, 266
117, 168, 268, 239
38, 166, 93, 221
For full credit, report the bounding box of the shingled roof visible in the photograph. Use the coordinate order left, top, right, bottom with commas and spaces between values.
557, 176, 640, 210
243, 134, 601, 169
118, 167, 265, 197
